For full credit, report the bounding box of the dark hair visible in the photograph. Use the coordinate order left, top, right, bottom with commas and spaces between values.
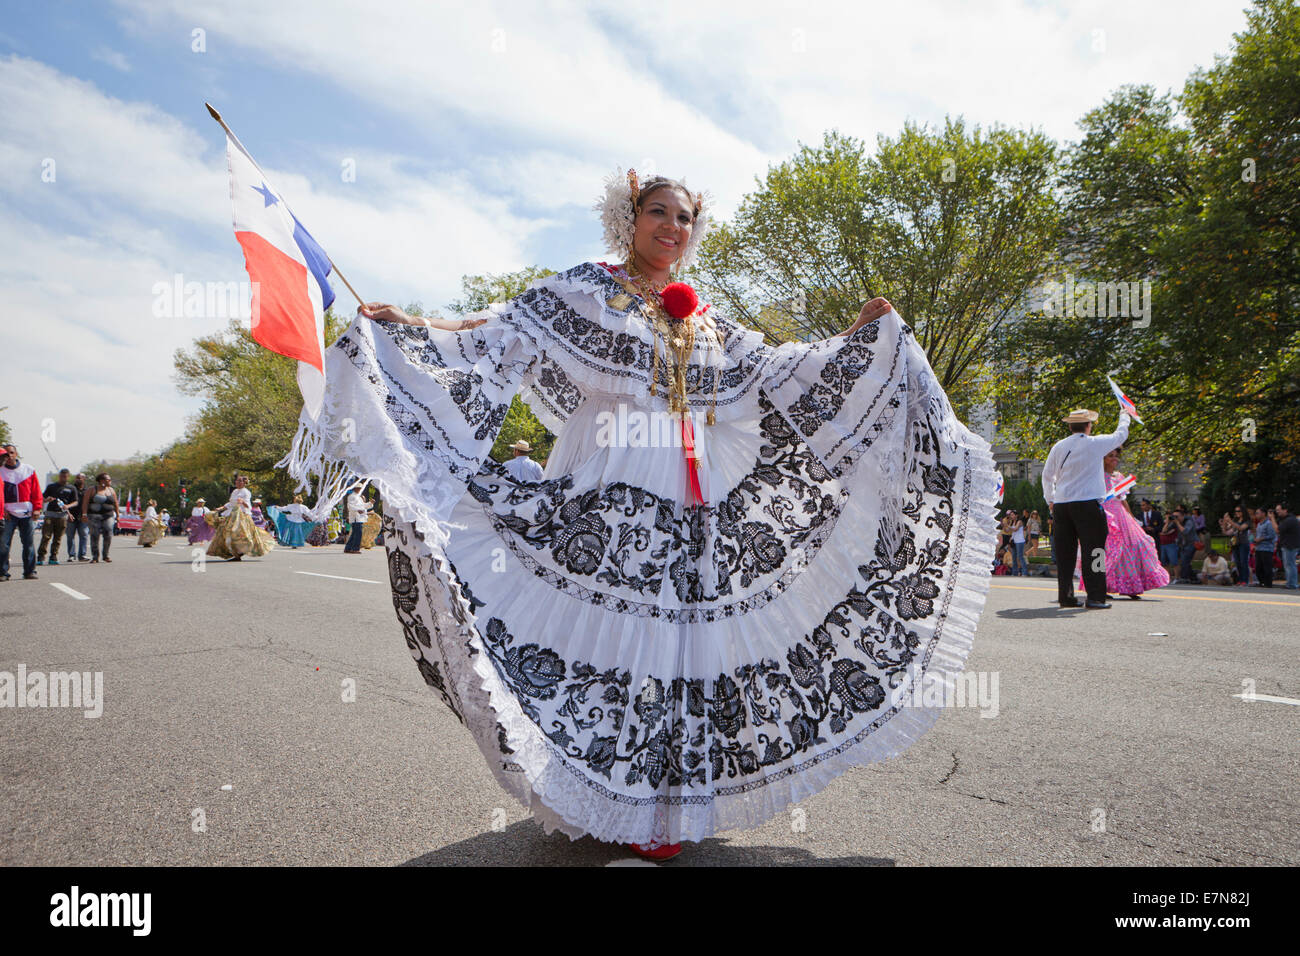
1109, 446, 1123, 456
636, 176, 700, 221
95, 472, 110, 482
1068, 422, 1089, 433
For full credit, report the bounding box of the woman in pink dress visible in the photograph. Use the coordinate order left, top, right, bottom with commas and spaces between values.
1078, 447, 1169, 598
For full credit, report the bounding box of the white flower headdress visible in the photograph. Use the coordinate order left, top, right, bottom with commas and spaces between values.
594, 168, 712, 272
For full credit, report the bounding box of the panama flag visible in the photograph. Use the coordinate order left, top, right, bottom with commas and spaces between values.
1106, 375, 1143, 424
223, 130, 335, 419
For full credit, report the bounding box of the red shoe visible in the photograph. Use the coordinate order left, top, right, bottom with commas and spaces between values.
628, 841, 682, 861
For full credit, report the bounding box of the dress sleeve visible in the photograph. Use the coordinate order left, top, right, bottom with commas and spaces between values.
280, 302, 538, 545
749, 310, 932, 482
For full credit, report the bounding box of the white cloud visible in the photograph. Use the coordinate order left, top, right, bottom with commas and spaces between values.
90, 46, 132, 72
0, 54, 562, 470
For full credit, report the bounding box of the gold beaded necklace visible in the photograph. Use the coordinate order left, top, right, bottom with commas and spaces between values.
616, 252, 720, 425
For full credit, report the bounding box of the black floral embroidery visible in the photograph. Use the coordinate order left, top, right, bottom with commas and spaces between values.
464, 393, 845, 621
365, 263, 982, 798
385, 532, 463, 723
775, 323, 878, 439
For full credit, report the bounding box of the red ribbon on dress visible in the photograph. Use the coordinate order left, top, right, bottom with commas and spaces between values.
681, 414, 706, 506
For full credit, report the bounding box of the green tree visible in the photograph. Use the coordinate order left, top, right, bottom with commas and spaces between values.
694, 122, 1062, 417
170, 311, 349, 502
448, 267, 555, 316
998, 0, 1300, 475
449, 268, 558, 463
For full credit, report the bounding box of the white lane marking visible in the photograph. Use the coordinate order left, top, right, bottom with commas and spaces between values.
1233, 693, 1300, 707
294, 571, 380, 585
144, 550, 174, 555
49, 582, 90, 600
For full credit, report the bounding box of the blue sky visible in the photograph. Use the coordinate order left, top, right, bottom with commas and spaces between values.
1, 0, 1253, 475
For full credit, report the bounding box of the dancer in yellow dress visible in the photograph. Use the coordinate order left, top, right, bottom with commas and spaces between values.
137, 499, 165, 547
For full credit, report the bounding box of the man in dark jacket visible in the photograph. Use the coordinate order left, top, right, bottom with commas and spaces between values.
65, 473, 89, 560
37, 468, 78, 565
1138, 499, 1162, 544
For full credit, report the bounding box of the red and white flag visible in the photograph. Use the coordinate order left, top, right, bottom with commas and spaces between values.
222, 130, 335, 419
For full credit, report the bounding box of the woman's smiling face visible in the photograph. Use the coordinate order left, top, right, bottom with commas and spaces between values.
630, 186, 694, 275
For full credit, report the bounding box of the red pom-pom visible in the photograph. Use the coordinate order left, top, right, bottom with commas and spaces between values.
659, 283, 698, 320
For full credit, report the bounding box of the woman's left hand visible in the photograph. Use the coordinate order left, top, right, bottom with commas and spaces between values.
835, 297, 895, 338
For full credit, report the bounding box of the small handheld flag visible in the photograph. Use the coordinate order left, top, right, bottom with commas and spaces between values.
995, 470, 1005, 503
1104, 474, 1137, 501
1107, 375, 1143, 424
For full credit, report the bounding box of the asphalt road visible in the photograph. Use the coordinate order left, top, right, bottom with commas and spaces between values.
2, 536, 1296, 866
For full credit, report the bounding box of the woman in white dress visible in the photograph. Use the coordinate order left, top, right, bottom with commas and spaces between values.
282, 170, 998, 859
138, 499, 165, 547
207, 476, 274, 560
268, 494, 317, 548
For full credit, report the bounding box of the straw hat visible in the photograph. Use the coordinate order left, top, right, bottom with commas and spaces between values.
1062, 408, 1099, 424
510, 440, 532, 452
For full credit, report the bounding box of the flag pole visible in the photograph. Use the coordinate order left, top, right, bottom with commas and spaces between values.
205, 103, 366, 310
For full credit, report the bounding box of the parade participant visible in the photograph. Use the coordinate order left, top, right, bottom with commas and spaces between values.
81, 473, 119, 564
251, 498, 269, 530
306, 510, 332, 547
187, 498, 215, 545
138, 499, 165, 547
360, 499, 383, 550
37, 468, 77, 566
342, 482, 371, 554
1, 444, 42, 581
504, 440, 544, 482
207, 475, 274, 561
281, 169, 998, 859
268, 495, 317, 549
1041, 408, 1131, 609
160, 507, 171, 535
1074, 447, 1168, 599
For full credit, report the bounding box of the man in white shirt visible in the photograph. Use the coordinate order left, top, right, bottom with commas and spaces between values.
344, 482, 372, 553
1041, 408, 1131, 609
504, 440, 544, 483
